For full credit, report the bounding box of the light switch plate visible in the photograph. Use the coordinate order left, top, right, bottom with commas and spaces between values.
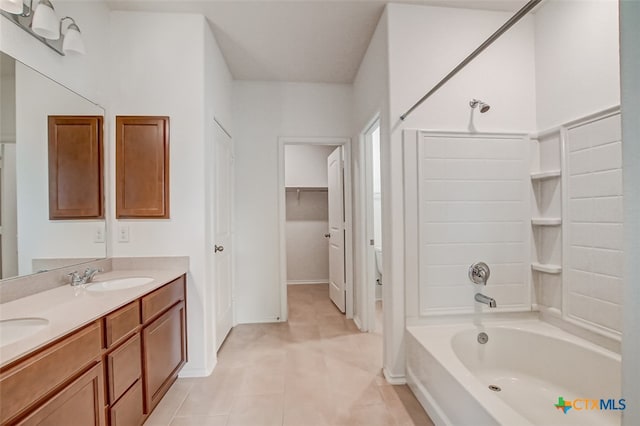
118, 225, 130, 243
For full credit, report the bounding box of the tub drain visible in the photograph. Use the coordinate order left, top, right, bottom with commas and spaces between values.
477, 332, 489, 344
488, 385, 501, 392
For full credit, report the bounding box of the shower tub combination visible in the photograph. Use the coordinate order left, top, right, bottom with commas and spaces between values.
406, 318, 621, 426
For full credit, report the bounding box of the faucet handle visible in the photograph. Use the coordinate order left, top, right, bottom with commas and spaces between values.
68, 271, 82, 286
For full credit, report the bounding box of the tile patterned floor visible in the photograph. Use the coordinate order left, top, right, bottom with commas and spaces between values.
144, 284, 434, 426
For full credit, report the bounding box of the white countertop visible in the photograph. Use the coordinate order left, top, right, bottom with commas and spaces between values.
0, 269, 186, 368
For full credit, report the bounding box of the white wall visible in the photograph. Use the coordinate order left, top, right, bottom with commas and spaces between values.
109, 11, 232, 376
285, 144, 335, 187
0, 0, 111, 106
620, 1, 640, 423
534, 0, 620, 130
383, 3, 536, 381
15, 62, 105, 275
233, 81, 352, 323
351, 7, 389, 343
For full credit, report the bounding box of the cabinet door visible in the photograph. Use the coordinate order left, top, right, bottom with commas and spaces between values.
48, 115, 103, 219
18, 363, 105, 426
115, 116, 169, 218
107, 334, 141, 404
141, 302, 186, 413
109, 380, 143, 426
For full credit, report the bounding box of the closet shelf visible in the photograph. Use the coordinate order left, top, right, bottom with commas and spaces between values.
530, 170, 561, 181
531, 218, 562, 226
531, 263, 562, 274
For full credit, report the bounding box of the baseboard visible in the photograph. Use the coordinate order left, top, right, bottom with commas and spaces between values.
382, 367, 406, 385
353, 315, 363, 331
287, 280, 329, 285
179, 363, 215, 378
406, 366, 450, 426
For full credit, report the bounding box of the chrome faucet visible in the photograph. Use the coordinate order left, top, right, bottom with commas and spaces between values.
68, 267, 103, 286
475, 293, 497, 308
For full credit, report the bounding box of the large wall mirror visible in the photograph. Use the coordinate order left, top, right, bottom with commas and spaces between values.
0, 51, 106, 280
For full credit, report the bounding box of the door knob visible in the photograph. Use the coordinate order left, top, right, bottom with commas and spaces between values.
324, 233, 331, 238
214, 245, 225, 253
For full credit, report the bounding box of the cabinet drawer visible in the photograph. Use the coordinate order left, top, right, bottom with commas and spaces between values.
142, 301, 186, 412
107, 334, 142, 404
141, 276, 185, 323
0, 322, 102, 424
109, 380, 143, 426
17, 363, 105, 426
105, 301, 140, 348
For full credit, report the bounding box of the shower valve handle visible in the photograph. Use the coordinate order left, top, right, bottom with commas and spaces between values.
469, 262, 490, 285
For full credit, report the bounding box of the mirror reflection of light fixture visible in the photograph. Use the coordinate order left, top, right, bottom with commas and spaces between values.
60, 17, 85, 55
0, 0, 85, 56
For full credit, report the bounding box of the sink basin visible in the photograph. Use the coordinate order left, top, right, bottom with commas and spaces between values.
0, 318, 49, 347
86, 277, 154, 292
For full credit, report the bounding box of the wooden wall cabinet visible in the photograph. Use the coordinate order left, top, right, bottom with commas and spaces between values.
115, 116, 170, 218
48, 116, 104, 219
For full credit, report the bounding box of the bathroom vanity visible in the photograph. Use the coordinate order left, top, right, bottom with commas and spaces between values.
0, 272, 187, 426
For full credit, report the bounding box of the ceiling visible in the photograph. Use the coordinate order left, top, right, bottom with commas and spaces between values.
106, 0, 526, 83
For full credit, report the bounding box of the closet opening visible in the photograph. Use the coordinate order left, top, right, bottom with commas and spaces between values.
277, 138, 354, 322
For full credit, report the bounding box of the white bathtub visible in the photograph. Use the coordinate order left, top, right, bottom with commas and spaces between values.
406, 319, 622, 426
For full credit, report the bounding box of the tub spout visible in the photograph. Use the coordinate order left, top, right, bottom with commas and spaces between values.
475, 293, 497, 308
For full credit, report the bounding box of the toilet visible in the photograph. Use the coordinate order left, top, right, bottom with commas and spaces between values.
374, 246, 383, 285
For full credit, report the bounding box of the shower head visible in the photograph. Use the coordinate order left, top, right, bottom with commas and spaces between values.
470, 99, 490, 113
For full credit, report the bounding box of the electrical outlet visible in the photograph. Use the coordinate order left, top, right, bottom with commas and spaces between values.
118, 225, 130, 243
94, 225, 105, 243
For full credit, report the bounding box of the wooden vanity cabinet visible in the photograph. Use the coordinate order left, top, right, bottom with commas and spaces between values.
17, 363, 105, 426
0, 275, 187, 426
0, 322, 103, 425
140, 276, 187, 414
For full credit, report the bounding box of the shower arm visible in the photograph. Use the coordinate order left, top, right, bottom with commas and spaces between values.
399, 0, 543, 121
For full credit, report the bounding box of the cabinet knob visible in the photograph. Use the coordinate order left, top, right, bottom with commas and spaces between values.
214, 245, 224, 253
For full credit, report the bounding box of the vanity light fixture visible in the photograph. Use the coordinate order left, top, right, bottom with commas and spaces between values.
31, 0, 59, 39
0, 0, 22, 15
0, 0, 85, 56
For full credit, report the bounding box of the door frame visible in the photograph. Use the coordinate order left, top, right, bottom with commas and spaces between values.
360, 115, 381, 332
278, 137, 354, 321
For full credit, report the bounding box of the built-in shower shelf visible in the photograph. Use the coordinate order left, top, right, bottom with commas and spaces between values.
531, 263, 562, 274
530, 170, 561, 181
531, 218, 562, 226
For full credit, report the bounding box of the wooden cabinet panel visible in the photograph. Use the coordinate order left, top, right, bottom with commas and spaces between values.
115, 116, 169, 218
0, 322, 102, 424
109, 380, 143, 426
106, 334, 141, 404
141, 276, 185, 323
105, 301, 140, 348
48, 115, 103, 219
142, 302, 186, 413
17, 363, 105, 426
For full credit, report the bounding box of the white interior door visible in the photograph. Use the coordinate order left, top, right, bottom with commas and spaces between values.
327, 146, 346, 312
214, 123, 233, 350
